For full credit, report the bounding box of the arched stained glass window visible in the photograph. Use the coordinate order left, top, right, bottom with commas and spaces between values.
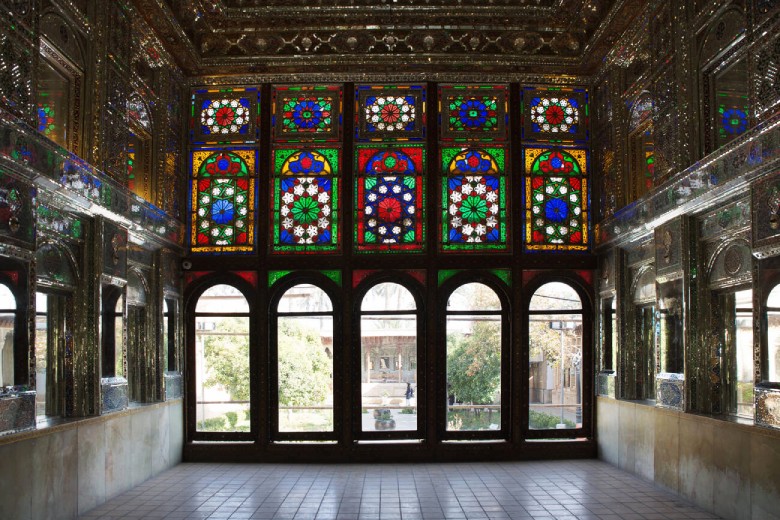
441, 147, 507, 251
355, 145, 425, 252
272, 147, 340, 252
190, 149, 256, 254
524, 147, 588, 252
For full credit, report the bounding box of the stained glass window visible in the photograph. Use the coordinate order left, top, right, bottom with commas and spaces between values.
717, 94, 748, 146
439, 85, 508, 141
191, 87, 259, 144
524, 147, 588, 251
190, 149, 256, 253
355, 85, 425, 140
523, 88, 588, 141
441, 147, 507, 251
355, 144, 425, 252
273, 85, 342, 141
272, 147, 340, 252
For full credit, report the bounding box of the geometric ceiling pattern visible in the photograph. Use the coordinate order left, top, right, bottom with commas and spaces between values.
132, 0, 644, 75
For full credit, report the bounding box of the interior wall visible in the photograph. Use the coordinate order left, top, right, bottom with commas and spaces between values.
0, 400, 183, 520
597, 397, 780, 520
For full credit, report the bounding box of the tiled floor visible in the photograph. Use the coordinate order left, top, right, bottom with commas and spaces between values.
80, 460, 722, 519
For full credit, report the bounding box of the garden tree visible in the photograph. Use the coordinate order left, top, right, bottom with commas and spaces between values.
203, 317, 250, 401
204, 318, 331, 408
529, 319, 581, 368
446, 320, 501, 404
277, 318, 331, 408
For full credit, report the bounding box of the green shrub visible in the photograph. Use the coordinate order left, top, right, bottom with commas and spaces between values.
198, 417, 226, 431
400, 407, 415, 414
529, 410, 575, 429
225, 411, 238, 428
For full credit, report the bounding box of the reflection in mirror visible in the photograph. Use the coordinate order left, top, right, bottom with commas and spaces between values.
720, 289, 753, 419
658, 280, 683, 373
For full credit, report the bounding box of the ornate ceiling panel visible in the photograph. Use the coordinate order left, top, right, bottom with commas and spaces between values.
132, 0, 645, 75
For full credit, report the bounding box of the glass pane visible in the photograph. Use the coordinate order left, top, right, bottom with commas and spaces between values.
115, 296, 124, 378
447, 283, 501, 311
195, 314, 250, 433
0, 284, 15, 311
529, 282, 581, 311
195, 284, 249, 313
162, 299, 169, 372
529, 313, 582, 430
278, 284, 333, 313
0, 311, 14, 387
446, 313, 501, 431
734, 289, 753, 419
1, 284, 16, 387
360, 314, 417, 432
769, 285, 780, 382
35, 293, 47, 416
360, 283, 415, 312
638, 305, 656, 400
37, 59, 70, 147
278, 316, 333, 432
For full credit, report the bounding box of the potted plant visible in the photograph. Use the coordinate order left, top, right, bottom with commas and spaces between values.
373, 408, 396, 430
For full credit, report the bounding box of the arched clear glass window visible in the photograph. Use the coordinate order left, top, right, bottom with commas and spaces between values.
0, 284, 16, 387
195, 284, 250, 433
446, 283, 503, 432
768, 285, 780, 383
101, 287, 124, 379
35, 292, 67, 417
717, 288, 753, 418
528, 282, 583, 430
163, 298, 177, 372
360, 282, 418, 433
275, 284, 334, 434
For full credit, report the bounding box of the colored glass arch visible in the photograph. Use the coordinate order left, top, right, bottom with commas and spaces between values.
190, 149, 256, 254
524, 147, 588, 251
441, 147, 507, 251
355, 145, 425, 252
272, 147, 341, 252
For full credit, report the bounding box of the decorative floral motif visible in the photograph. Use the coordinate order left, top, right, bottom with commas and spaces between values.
193, 150, 253, 251
282, 96, 333, 133
282, 150, 331, 176
447, 176, 501, 243
279, 177, 332, 245
363, 176, 416, 244
526, 148, 587, 250
530, 96, 579, 134
448, 95, 499, 133
449, 150, 499, 175
719, 106, 748, 137
200, 98, 250, 135
364, 95, 416, 132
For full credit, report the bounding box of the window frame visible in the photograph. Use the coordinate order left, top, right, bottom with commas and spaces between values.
438, 272, 511, 441
353, 271, 426, 441
185, 274, 257, 442
762, 277, 780, 387
268, 272, 341, 442
522, 273, 593, 440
